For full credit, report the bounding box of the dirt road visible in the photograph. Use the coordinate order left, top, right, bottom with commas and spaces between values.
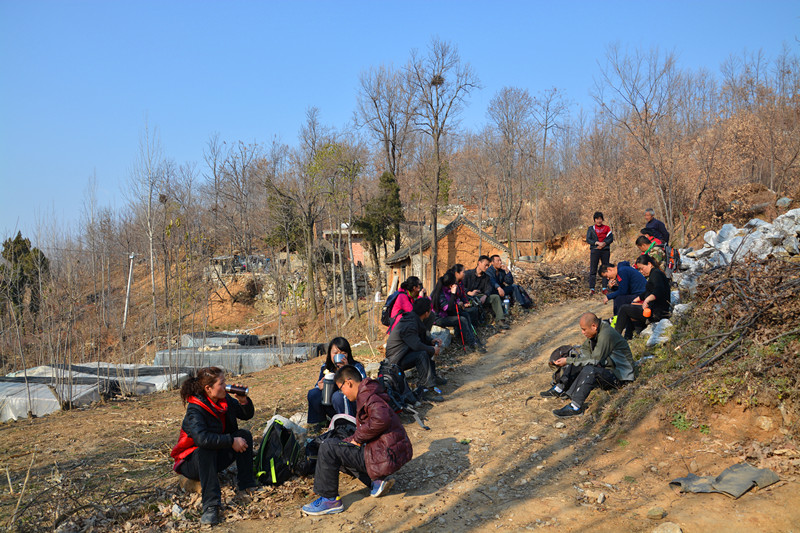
230, 299, 800, 533
2, 299, 797, 532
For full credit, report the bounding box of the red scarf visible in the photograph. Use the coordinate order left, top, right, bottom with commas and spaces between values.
170, 396, 228, 470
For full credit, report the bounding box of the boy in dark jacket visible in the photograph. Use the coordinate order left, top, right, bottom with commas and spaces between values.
586, 212, 614, 295
301, 365, 414, 516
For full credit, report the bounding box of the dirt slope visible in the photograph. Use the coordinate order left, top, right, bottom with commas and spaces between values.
2, 299, 798, 532
229, 299, 800, 533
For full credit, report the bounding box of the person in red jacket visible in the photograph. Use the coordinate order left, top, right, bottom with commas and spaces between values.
170, 367, 260, 525
301, 365, 413, 516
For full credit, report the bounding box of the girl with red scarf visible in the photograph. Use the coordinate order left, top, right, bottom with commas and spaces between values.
170, 367, 260, 525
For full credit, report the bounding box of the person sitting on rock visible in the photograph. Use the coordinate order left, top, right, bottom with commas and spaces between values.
599, 262, 647, 316
170, 367, 261, 526
614, 255, 671, 340
386, 276, 424, 334
384, 297, 446, 400
635, 235, 665, 268
540, 312, 635, 418
451, 263, 484, 326
307, 337, 367, 427
430, 269, 484, 353
487, 255, 533, 309
301, 364, 413, 516
464, 255, 509, 329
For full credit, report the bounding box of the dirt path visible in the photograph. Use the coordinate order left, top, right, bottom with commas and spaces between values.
2, 299, 797, 532
229, 299, 800, 533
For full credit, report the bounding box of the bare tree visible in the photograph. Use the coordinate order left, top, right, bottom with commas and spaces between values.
594, 45, 684, 235
409, 38, 479, 282
356, 65, 418, 251
487, 86, 536, 257
127, 121, 163, 335
265, 108, 330, 318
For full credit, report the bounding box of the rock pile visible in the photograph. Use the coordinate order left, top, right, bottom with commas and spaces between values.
676, 208, 800, 293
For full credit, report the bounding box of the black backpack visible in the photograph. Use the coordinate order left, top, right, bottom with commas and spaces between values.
380, 291, 402, 327
255, 419, 303, 485
377, 360, 429, 430
295, 414, 357, 476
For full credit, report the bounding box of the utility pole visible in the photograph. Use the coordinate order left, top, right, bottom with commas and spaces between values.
122, 253, 135, 332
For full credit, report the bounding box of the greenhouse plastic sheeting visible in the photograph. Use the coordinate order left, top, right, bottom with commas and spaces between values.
1, 363, 190, 422
154, 344, 322, 375
0, 381, 99, 422
180, 332, 261, 347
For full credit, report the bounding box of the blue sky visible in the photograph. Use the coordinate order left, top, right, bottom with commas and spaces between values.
1, 0, 798, 240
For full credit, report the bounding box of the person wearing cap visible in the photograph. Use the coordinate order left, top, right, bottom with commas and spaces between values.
307, 337, 366, 426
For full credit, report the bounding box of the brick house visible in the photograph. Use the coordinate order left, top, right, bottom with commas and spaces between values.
385, 215, 510, 288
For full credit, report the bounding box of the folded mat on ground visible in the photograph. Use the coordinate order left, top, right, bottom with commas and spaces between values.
669, 462, 780, 499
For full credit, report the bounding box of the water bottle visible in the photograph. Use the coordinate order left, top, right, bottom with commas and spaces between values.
503, 297, 510, 315
321, 372, 336, 406
225, 384, 249, 395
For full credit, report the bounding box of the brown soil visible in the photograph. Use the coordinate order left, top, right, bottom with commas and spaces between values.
2, 299, 798, 532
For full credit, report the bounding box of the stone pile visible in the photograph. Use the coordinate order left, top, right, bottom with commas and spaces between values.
676, 208, 800, 294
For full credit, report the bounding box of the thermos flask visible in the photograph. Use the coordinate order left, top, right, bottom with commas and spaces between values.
321, 372, 336, 406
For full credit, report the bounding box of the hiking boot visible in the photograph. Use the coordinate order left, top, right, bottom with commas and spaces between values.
200, 506, 220, 525
473, 343, 487, 354
301, 496, 343, 516
601, 288, 608, 295
370, 478, 395, 498
498, 321, 510, 330
539, 387, 567, 399
553, 404, 585, 418
434, 376, 448, 386
589, 288, 596, 296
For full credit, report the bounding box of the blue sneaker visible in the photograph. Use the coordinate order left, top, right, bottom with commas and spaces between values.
370, 478, 395, 498
301, 496, 343, 515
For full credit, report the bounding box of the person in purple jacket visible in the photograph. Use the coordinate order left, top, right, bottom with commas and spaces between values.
599, 262, 647, 315
430, 270, 484, 352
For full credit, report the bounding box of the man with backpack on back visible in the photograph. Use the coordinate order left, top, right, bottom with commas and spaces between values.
384, 297, 447, 401
301, 365, 413, 516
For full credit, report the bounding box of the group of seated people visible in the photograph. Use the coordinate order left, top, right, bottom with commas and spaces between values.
588, 208, 673, 340
306, 255, 533, 416
176, 241, 672, 524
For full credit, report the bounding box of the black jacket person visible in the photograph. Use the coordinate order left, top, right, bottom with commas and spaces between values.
384, 297, 443, 391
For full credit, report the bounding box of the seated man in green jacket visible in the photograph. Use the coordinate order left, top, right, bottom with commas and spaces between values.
540, 312, 635, 418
